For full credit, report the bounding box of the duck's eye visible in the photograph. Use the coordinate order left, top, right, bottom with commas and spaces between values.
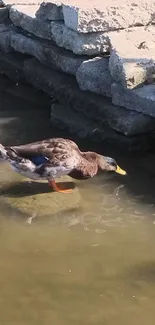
111, 161, 117, 167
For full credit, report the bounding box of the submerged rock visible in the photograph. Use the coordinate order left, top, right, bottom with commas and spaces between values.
1, 174, 81, 218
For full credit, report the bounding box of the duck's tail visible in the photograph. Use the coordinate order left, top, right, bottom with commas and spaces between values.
0, 144, 9, 161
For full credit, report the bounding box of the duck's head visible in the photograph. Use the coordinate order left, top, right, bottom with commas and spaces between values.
97, 155, 127, 175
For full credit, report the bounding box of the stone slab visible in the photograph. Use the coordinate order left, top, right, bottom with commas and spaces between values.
50, 102, 144, 148
11, 32, 86, 75
51, 102, 155, 142
0, 6, 8, 22
9, 5, 51, 40
23, 58, 155, 137
109, 26, 155, 89
76, 56, 113, 97
0, 23, 15, 52
62, 0, 155, 33
112, 82, 155, 118
36, 1, 63, 21
51, 21, 110, 55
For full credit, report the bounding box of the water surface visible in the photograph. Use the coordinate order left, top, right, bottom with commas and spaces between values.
0, 85, 155, 325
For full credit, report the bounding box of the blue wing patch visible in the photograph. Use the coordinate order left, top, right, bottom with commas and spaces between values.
30, 155, 48, 166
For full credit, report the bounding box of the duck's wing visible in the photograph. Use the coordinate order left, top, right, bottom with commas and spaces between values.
6, 138, 80, 168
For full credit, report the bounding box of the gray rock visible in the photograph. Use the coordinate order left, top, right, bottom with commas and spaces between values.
112, 82, 155, 118
0, 24, 14, 52
76, 56, 113, 97
109, 26, 155, 89
62, 0, 155, 33
50, 103, 155, 150
0, 6, 8, 22
51, 21, 110, 55
36, 1, 63, 21
9, 5, 51, 40
11, 32, 87, 75
3, 175, 81, 218
23, 58, 155, 137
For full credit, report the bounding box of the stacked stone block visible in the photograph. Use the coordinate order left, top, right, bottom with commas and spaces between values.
0, 0, 155, 149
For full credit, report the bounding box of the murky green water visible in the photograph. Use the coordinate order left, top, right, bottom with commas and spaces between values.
0, 84, 155, 324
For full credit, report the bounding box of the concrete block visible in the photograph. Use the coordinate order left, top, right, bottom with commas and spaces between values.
76, 56, 113, 97
0, 23, 15, 52
109, 26, 155, 89
50, 104, 155, 150
36, 1, 63, 21
62, 0, 155, 33
112, 82, 155, 118
23, 58, 155, 137
11, 32, 87, 75
0, 6, 8, 22
9, 5, 51, 40
51, 21, 110, 55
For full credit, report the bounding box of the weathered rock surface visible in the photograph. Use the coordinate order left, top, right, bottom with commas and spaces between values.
11, 32, 86, 75
36, 1, 63, 21
109, 26, 155, 89
9, 5, 51, 40
62, 0, 155, 33
5, 0, 155, 34
50, 104, 155, 151
51, 21, 110, 55
0, 23, 15, 52
112, 82, 155, 118
0, 6, 8, 22
24, 58, 155, 137
76, 56, 113, 97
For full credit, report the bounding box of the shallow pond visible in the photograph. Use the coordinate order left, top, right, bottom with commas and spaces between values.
0, 84, 155, 325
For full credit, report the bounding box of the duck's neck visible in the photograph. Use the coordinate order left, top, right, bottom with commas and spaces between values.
80, 151, 99, 176
69, 151, 98, 180
81, 151, 99, 164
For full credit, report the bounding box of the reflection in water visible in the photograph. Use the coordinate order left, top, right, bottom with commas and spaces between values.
0, 86, 155, 324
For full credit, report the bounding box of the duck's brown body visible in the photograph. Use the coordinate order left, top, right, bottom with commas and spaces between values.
7, 138, 99, 180
0, 138, 126, 193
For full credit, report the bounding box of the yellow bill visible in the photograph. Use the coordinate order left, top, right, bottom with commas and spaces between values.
116, 165, 127, 175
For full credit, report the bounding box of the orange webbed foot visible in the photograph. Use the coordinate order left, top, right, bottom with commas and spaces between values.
48, 180, 73, 193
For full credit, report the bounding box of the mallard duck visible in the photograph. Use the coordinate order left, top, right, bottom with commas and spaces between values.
0, 138, 126, 193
